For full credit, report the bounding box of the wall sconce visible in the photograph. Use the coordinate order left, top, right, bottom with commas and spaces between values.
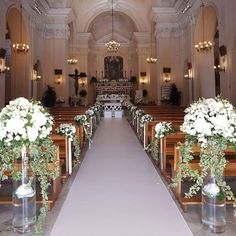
214, 64, 225, 72
0, 48, 10, 74
140, 72, 146, 85
79, 72, 87, 86
32, 61, 41, 81
163, 67, 171, 83
32, 69, 41, 81
184, 62, 193, 79
54, 69, 63, 84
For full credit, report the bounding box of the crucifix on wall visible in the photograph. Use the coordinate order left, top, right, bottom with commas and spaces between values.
69, 69, 80, 96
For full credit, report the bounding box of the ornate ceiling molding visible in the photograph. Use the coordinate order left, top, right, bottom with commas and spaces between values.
155, 22, 181, 38
44, 23, 70, 39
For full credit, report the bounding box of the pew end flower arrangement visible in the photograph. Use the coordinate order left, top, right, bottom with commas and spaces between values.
171, 96, 236, 232
74, 114, 92, 145
56, 123, 80, 164
151, 122, 174, 160
0, 97, 59, 235
140, 114, 153, 128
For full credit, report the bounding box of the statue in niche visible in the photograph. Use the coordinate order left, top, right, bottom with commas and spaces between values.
104, 56, 123, 80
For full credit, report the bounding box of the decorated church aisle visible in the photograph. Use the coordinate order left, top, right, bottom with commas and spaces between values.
49, 118, 193, 236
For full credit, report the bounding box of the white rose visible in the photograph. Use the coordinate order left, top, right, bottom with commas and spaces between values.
32, 112, 47, 128
27, 127, 38, 142
6, 116, 25, 134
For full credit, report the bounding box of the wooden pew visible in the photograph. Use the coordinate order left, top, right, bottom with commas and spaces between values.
0, 146, 61, 210
150, 130, 185, 180
172, 144, 236, 212
51, 134, 70, 183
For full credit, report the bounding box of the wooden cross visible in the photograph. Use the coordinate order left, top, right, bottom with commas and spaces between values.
69, 69, 80, 96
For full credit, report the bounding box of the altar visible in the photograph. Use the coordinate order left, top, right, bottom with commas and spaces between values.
95, 80, 133, 96
96, 94, 130, 103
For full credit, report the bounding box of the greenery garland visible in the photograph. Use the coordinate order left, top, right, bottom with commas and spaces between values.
0, 97, 59, 235
74, 115, 92, 145
56, 123, 80, 164
171, 96, 236, 216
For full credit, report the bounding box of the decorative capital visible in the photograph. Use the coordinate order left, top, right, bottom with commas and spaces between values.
44, 24, 70, 39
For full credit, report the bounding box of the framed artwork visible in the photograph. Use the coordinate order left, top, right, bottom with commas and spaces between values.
104, 56, 123, 80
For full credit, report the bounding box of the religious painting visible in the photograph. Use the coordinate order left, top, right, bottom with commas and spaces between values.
104, 56, 123, 80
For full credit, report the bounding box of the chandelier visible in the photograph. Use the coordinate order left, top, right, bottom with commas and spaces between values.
12, 5, 29, 53
67, 58, 78, 65
195, 3, 212, 52
105, 0, 120, 53
146, 22, 157, 63
67, 30, 78, 64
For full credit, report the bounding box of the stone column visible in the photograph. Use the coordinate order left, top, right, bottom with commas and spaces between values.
133, 32, 149, 103
43, 8, 71, 105
77, 32, 91, 105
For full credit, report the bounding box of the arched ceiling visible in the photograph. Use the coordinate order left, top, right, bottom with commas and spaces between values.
46, 0, 178, 8
88, 11, 137, 42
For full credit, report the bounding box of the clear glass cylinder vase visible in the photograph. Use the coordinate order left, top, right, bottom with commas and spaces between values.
201, 172, 226, 234
12, 146, 36, 234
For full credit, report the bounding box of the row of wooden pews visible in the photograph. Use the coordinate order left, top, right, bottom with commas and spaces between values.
126, 103, 236, 212
0, 105, 100, 210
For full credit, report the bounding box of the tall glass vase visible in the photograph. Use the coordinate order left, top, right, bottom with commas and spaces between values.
201, 170, 226, 234
12, 145, 36, 234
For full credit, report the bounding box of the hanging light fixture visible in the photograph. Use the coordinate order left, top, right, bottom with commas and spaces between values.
146, 22, 157, 63
105, 0, 120, 53
195, 3, 212, 52
12, 5, 29, 53
67, 32, 78, 64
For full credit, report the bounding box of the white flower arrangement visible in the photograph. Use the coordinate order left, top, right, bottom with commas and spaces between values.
134, 109, 145, 119
56, 96, 65, 104
56, 123, 76, 140
151, 122, 174, 160
140, 114, 153, 127
0, 97, 53, 146
0, 97, 59, 235
85, 109, 95, 118
172, 96, 236, 216
74, 115, 92, 144
74, 114, 88, 125
56, 123, 80, 163
155, 121, 174, 139
130, 105, 137, 112
181, 96, 236, 147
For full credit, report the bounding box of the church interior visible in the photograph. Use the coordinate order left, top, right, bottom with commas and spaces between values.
0, 0, 236, 235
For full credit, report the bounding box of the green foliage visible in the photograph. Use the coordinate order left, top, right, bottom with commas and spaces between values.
142, 89, 148, 98
79, 89, 87, 98
170, 137, 236, 214
90, 76, 97, 84
169, 83, 181, 106
42, 85, 57, 107
0, 138, 59, 236
130, 76, 137, 83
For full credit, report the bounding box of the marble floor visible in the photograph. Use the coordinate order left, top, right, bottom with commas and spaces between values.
0, 118, 236, 235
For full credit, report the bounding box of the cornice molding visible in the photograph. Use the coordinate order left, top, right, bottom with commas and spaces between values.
155, 22, 181, 38
44, 23, 70, 39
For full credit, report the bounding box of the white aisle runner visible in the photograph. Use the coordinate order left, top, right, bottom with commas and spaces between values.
49, 119, 193, 236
